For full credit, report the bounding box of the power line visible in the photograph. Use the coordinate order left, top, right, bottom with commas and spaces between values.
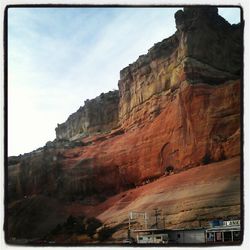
153, 208, 161, 229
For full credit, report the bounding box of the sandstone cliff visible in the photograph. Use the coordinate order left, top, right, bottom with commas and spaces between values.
118, 6, 241, 129
55, 90, 119, 140
7, 7, 242, 243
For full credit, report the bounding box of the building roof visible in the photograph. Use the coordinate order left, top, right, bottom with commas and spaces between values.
133, 228, 165, 233
206, 226, 240, 231
133, 228, 206, 233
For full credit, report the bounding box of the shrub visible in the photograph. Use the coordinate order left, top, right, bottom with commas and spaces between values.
165, 165, 174, 174
51, 223, 62, 235
98, 227, 113, 241
86, 217, 102, 238
63, 215, 85, 235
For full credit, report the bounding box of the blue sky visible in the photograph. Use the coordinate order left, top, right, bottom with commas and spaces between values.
8, 7, 241, 156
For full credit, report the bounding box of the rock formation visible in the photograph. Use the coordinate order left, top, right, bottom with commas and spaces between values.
118, 6, 241, 129
7, 7, 242, 243
56, 90, 119, 140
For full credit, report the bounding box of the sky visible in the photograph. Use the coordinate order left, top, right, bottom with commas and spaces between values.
7, 7, 241, 156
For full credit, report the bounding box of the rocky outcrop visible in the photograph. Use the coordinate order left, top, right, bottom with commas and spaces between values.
56, 90, 119, 140
7, 7, 242, 242
175, 7, 242, 75
118, 6, 242, 129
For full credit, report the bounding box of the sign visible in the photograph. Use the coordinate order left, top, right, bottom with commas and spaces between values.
209, 220, 223, 227
223, 220, 240, 227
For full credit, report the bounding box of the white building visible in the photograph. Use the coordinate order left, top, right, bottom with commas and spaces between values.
134, 229, 169, 244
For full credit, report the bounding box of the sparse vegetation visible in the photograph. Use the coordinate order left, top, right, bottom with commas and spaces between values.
64, 215, 85, 235
98, 226, 114, 241
98, 223, 126, 241
45, 215, 103, 242
165, 165, 174, 175
86, 217, 102, 238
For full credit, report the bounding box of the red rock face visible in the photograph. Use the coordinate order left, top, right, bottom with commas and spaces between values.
63, 80, 240, 192
8, 79, 240, 212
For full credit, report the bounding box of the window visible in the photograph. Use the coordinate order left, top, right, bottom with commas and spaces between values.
215, 232, 222, 242
233, 231, 241, 241
163, 235, 168, 241
207, 232, 214, 242
224, 231, 232, 242
156, 236, 162, 239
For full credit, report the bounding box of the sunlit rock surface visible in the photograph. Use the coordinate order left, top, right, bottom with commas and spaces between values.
55, 90, 119, 140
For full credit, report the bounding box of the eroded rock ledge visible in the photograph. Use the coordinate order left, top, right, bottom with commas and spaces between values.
56, 90, 119, 140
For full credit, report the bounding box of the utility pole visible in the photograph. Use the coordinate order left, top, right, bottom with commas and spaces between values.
144, 213, 148, 229
153, 208, 161, 229
162, 215, 166, 229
